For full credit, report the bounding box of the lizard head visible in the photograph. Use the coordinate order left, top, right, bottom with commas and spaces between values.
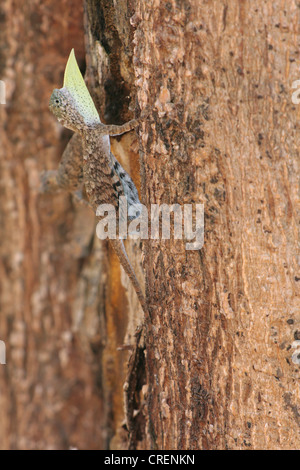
49, 49, 100, 134
49, 87, 87, 133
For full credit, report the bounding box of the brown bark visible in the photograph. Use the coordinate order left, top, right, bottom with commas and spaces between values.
0, 0, 142, 450
135, 0, 300, 450
0, 0, 107, 451
1, 0, 299, 451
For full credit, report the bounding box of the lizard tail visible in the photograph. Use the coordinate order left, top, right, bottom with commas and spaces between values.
110, 240, 148, 314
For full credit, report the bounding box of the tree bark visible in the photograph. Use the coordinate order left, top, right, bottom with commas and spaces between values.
0, 0, 299, 451
134, 0, 300, 450
0, 0, 142, 450
0, 0, 108, 451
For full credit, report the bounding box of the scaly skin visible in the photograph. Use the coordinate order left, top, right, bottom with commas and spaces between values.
46, 49, 147, 314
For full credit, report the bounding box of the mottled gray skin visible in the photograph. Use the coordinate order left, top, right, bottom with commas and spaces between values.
48, 88, 147, 313
49, 88, 141, 217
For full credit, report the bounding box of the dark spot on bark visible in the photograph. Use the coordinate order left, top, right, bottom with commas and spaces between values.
210, 176, 219, 184
294, 330, 300, 340
0, 7, 6, 22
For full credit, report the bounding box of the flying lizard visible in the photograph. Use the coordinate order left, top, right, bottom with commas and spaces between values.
43, 49, 147, 314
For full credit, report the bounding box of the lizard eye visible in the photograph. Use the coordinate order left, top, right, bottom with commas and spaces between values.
51, 93, 62, 107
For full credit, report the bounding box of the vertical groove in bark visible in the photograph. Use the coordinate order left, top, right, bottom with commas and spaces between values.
134, 0, 300, 450
84, 0, 145, 449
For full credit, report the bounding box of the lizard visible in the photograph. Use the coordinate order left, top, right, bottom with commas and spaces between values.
45, 49, 147, 314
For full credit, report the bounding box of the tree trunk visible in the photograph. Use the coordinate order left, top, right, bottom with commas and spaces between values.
135, 0, 300, 450
0, 0, 141, 450
0, 0, 299, 451
0, 0, 107, 450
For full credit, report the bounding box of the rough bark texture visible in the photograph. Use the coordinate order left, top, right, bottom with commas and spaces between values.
0, 0, 299, 451
83, 0, 145, 449
0, 0, 142, 450
134, 0, 300, 450
0, 0, 107, 450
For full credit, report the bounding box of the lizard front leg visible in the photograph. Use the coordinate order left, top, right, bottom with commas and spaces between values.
94, 119, 139, 137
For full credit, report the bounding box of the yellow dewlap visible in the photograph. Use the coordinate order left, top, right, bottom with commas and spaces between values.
63, 49, 100, 125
